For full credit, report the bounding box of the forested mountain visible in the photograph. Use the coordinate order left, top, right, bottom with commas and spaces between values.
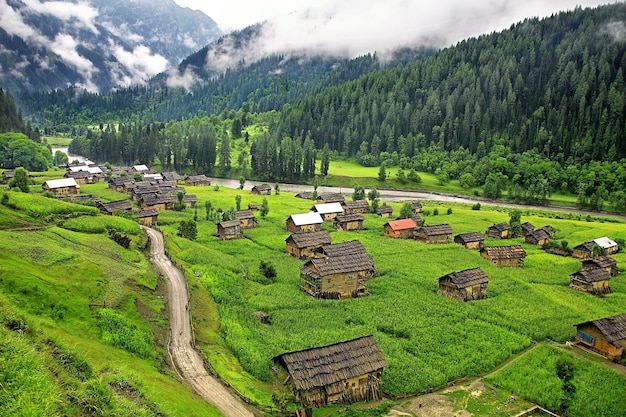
0, 0, 221, 92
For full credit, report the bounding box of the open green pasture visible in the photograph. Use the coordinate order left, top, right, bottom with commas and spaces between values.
158, 186, 626, 399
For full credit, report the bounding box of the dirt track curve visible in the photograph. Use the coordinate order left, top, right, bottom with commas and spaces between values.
143, 226, 255, 417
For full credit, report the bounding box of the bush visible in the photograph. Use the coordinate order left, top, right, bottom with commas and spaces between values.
259, 261, 277, 280
472, 202, 481, 210
447, 207, 453, 215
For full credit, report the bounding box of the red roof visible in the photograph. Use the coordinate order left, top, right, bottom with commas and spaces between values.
387, 218, 417, 231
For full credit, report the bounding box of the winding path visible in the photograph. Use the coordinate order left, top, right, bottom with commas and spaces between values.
142, 226, 255, 417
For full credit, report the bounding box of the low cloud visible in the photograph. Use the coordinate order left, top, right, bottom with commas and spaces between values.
112, 44, 169, 85
166, 67, 200, 89
49, 33, 99, 90
22, 0, 99, 34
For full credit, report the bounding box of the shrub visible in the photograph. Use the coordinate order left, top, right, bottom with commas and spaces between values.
259, 261, 277, 280
98, 309, 153, 359
472, 202, 481, 210
447, 207, 453, 215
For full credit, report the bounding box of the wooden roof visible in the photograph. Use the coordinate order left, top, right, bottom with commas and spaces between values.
218, 220, 241, 229
140, 193, 175, 205
301, 254, 374, 278
318, 193, 345, 203
419, 224, 453, 236
488, 222, 510, 232
295, 191, 315, 199
343, 200, 369, 210
574, 241, 595, 251
133, 207, 159, 218
528, 228, 550, 241
481, 245, 527, 259
377, 205, 393, 214
454, 232, 484, 243
274, 335, 387, 391
98, 199, 132, 214
440, 268, 489, 288
320, 240, 368, 258
252, 184, 272, 191
286, 231, 332, 249
183, 194, 198, 203
521, 222, 535, 232
236, 210, 256, 220
582, 256, 617, 269
186, 174, 209, 182
412, 201, 423, 209
161, 171, 181, 181
571, 268, 611, 283
109, 176, 134, 186
386, 218, 417, 231
576, 314, 626, 345
335, 213, 364, 223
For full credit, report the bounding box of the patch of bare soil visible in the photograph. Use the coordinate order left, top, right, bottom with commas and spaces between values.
387, 381, 487, 417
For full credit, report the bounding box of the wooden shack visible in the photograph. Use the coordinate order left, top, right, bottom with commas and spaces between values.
217, 220, 243, 240
572, 241, 595, 259
1, 170, 14, 184
437, 268, 490, 301
133, 208, 159, 226
139, 193, 175, 211
454, 232, 485, 250
286, 212, 324, 234
132, 164, 150, 173
300, 254, 375, 299
273, 335, 387, 409
285, 231, 332, 259
342, 200, 370, 215
251, 184, 272, 195
317, 193, 345, 204
317, 240, 375, 279
248, 203, 261, 212
185, 174, 210, 186
295, 191, 315, 200
594, 237, 618, 255
108, 176, 134, 192
97, 199, 133, 215
525, 228, 551, 246
42, 178, 80, 196
411, 201, 423, 214
415, 224, 453, 244
481, 246, 527, 267
183, 194, 198, 209
161, 171, 182, 184
333, 214, 365, 231
383, 218, 417, 239
582, 256, 618, 277
574, 314, 626, 362
486, 222, 510, 239
236, 210, 258, 229
521, 222, 535, 237
377, 205, 393, 218
569, 268, 612, 295
312, 203, 344, 221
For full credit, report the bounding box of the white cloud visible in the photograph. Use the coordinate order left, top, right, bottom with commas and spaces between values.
112, 44, 169, 85
166, 67, 200, 89
100, 21, 144, 43
22, 0, 99, 34
0, 0, 40, 40
49, 33, 98, 90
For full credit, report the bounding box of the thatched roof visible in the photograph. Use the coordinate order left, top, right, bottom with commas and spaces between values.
574, 241, 595, 252
274, 335, 387, 391
320, 240, 368, 258
481, 245, 527, 260
528, 228, 550, 241
343, 200, 369, 210
301, 254, 374, 279
419, 224, 453, 236
286, 231, 332, 249
521, 222, 535, 232
576, 314, 626, 346
582, 256, 617, 269
334, 213, 364, 223
440, 268, 489, 288
571, 268, 611, 283
488, 222, 510, 232
98, 199, 132, 214
317, 193, 345, 203
377, 205, 393, 215
295, 192, 315, 199
454, 232, 484, 243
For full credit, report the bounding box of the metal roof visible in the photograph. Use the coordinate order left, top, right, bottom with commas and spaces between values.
44, 178, 80, 189
313, 202, 344, 214
290, 212, 324, 226
594, 236, 617, 249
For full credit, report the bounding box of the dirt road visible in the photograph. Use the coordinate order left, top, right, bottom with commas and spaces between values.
143, 226, 255, 417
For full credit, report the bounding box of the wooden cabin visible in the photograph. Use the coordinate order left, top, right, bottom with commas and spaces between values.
574, 314, 626, 362
132, 164, 150, 173
415, 224, 453, 244
139, 193, 175, 211
97, 199, 133, 215
300, 254, 375, 299
317, 240, 368, 258
217, 220, 243, 240
316, 193, 345, 204
42, 178, 80, 196
525, 228, 551, 246
133, 208, 159, 226
108, 176, 134, 193
486, 222, 510, 239
383, 218, 417, 239
295, 191, 315, 200
251, 184, 272, 195
481, 246, 527, 267
273, 335, 387, 410
183, 194, 198, 209
521, 222, 535, 237
573, 241, 596, 259
411, 201, 423, 214
286, 212, 324, 234
569, 268, 612, 295
236, 210, 258, 229
412, 213, 424, 227
1, 170, 14, 184
143, 173, 163, 182
161, 171, 182, 184
454, 232, 485, 250
594, 237, 618, 255
311, 202, 344, 221
438, 268, 490, 301
248, 203, 261, 212
342, 200, 369, 215
185, 174, 210, 186
377, 205, 393, 218
582, 256, 618, 277
333, 214, 365, 232
285, 231, 332, 259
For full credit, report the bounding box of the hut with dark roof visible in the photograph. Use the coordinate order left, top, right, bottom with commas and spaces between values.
236, 210, 258, 229
572, 241, 596, 259
273, 335, 387, 409
415, 224, 453, 244
295, 191, 315, 200
411, 201, 423, 214
481, 246, 527, 267
333, 213, 365, 231
300, 254, 374, 299
575, 314, 626, 361
316, 193, 345, 204
185, 174, 210, 186
285, 231, 332, 259
486, 222, 510, 239
454, 232, 485, 250
525, 228, 551, 246
437, 268, 490, 301
217, 220, 243, 240
316, 240, 375, 279
97, 199, 133, 215
133, 208, 159, 226
569, 268, 612, 295
342, 200, 369, 215
521, 222, 535, 237
183, 194, 198, 209
377, 205, 393, 218
582, 256, 618, 277
251, 183, 272, 195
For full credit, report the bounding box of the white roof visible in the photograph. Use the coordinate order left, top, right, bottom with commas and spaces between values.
69, 166, 102, 174
133, 164, 149, 172
314, 202, 344, 214
143, 173, 163, 181
290, 212, 324, 226
44, 178, 79, 189
594, 236, 617, 249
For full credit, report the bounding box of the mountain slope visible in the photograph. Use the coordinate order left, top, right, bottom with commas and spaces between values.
0, 0, 222, 92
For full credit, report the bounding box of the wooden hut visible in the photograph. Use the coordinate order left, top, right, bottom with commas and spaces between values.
342, 200, 370, 215
569, 268, 612, 295
316, 240, 375, 279
139, 193, 174, 211
97, 199, 133, 215
248, 203, 261, 212
132, 164, 150, 173
411, 201, 423, 214
582, 256, 618, 277
236, 210, 258, 229
295, 191, 315, 200
481, 246, 527, 267
300, 254, 375, 299
574, 314, 626, 362
377, 205, 393, 218
273, 335, 387, 410
333, 214, 365, 232
437, 268, 490, 301
312, 202, 344, 221
316, 193, 345, 204
42, 178, 80, 196
415, 224, 453, 244
185, 174, 210, 186
108, 176, 134, 192
286, 212, 324, 234
454, 232, 485, 250
1, 170, 14, 184
521, 222, 535, 237
285, 231, 332, 259
412, 213, 424, 227
183, 194, 198, 208
383, 218, 417, 239
161, 171, 182, 184
133, 208, 159, 226
486, 222, 510, 239
594, 237, 618, 255
525, 228, 551, 246
217, 220, 243, 240
572, 241, 595, 259
251, 184, 272, 195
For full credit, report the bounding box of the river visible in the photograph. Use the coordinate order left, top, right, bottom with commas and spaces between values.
51, 146, 89, 163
